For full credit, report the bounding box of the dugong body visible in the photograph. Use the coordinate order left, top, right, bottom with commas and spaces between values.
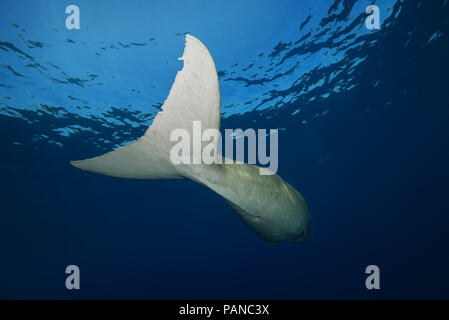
71, 35, 311, 244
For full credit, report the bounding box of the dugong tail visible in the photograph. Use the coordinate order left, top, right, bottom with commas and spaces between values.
71, 35, 221, 179
71, 35, 312, 244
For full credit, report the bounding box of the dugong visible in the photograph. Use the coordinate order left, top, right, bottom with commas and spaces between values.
71, 35, 311, 244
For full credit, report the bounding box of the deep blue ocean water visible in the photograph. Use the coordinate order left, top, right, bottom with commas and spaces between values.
0, 0, 448, 299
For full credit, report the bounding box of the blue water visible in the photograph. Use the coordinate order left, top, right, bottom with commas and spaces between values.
1, 0, 448, 299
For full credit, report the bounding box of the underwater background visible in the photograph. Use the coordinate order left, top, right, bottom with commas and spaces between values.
0, 0, 448, 299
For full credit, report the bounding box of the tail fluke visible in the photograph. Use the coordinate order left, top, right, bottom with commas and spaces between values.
70, 35, 221, 179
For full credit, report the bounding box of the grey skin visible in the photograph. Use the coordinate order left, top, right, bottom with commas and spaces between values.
182, 158, 311, 244
71, 35, 311, 244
